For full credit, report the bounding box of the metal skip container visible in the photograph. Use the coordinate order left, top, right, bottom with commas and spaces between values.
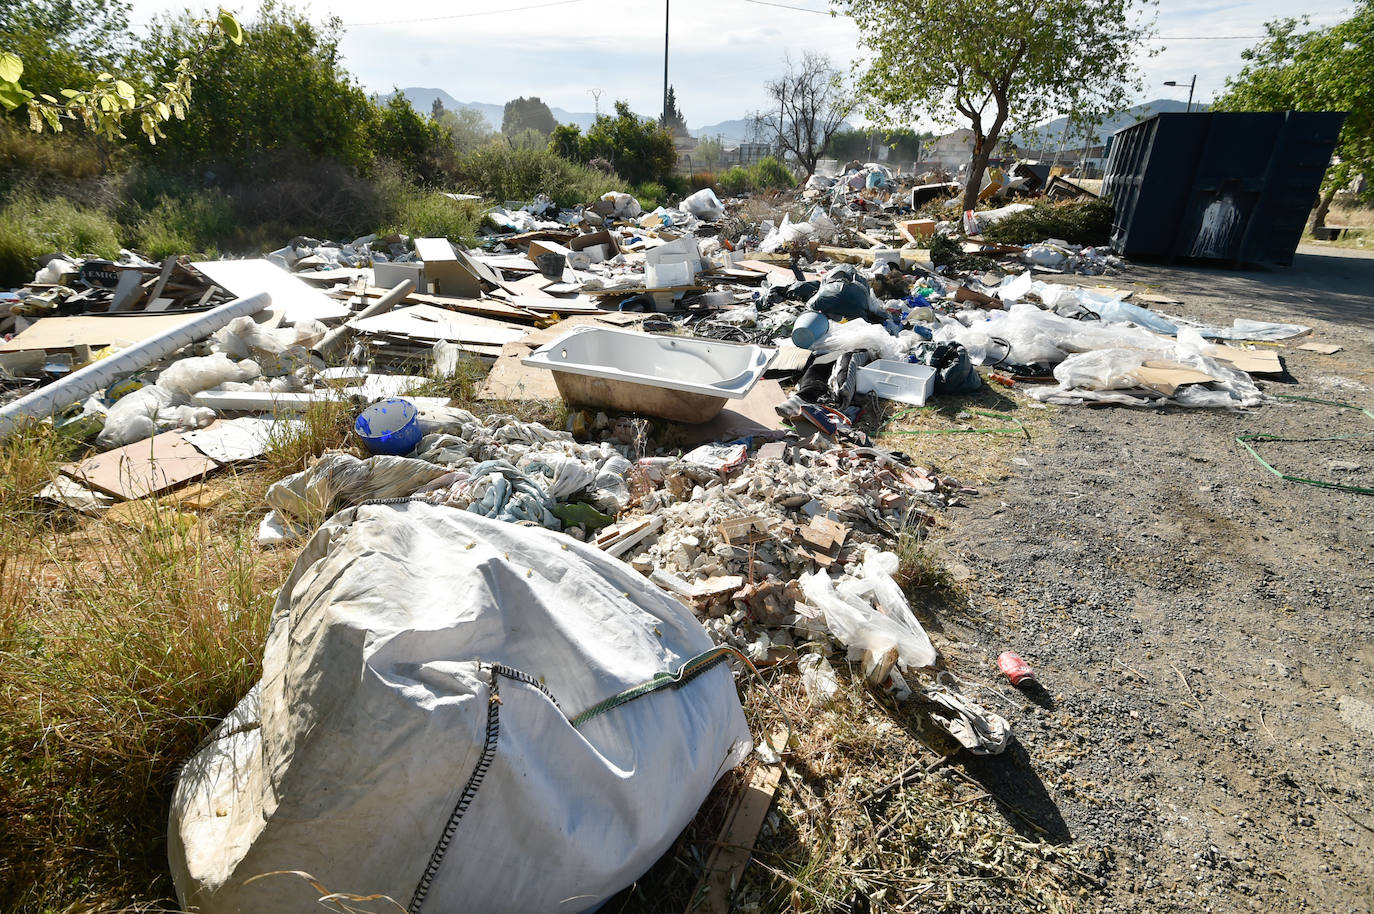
1101, 111, 1346, 267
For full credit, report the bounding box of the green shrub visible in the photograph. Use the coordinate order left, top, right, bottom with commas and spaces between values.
456, 143, 625, 208
980, 198, 1114, 246
0, 192, 121, 287
381, 187, 481, 244
714, 157, 797, 197
632, 181, 668, 210
751, 156, 796, 191
133, 191, 234, 260
717, 165, 752, 196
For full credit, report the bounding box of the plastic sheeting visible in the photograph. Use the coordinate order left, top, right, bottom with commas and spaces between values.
169, 502, 751, 914
800, 548, 937, 676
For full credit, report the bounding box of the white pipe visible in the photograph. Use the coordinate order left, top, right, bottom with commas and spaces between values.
311, 279, 415, 361
0, 292, 272, 441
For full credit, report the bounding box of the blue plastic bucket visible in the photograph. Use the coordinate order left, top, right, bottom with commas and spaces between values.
791, 310, 830, 349
355, 398, 422, 455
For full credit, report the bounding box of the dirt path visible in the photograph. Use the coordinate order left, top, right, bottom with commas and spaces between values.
934, 246, 1374, 912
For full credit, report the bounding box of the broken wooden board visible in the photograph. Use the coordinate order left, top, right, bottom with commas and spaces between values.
478, 341, 563, 401
1134, 291, 1183, 306
349, 304, 528, 346
677, 378, 788, 447
688, 740, 786, 914
194, 259, 351, 324
0, 312, 197, 353
766, 344, 810, 374
1211, 347, 1284, 375
1297, 342, 1343, 355
405, 290, 539, 323
61, 431, 220, 501
718, 515, 770, 546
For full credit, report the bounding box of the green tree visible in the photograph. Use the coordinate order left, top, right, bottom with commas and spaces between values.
837, 0, 1156, 212
502, 95, 556, 138
134, 2, 370, 170
580, 102, 676, 185
661, 85, 687, 135
371, 91, 445, 181
0, 0, 132, 99
694, 135, 724, 170
437, 106, 494, 153
0, 3, 240, 143
1213, 1, 1373, 230
549, 122, 582, 160
825, 127, 927, 164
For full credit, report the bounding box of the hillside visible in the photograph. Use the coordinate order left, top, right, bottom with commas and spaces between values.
1012, 98, 1209, 148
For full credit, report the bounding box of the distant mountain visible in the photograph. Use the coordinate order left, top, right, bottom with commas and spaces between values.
689, 119, 759, 145
1012, 98, 1210, 149
381, 88, 610, 132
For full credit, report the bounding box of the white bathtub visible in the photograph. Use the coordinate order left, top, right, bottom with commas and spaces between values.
522, 327, 774, 423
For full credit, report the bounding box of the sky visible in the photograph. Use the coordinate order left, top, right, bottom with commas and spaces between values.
128, 0, 1358, 130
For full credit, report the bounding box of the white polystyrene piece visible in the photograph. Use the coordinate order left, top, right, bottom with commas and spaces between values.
521, 327, 773, 400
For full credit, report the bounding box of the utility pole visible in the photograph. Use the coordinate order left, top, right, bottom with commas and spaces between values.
588, 87, 603, 120
662, 0, 670, 125
1165, 75, 1197, 113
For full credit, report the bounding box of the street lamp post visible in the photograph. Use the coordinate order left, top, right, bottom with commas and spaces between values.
1164, 75, 1197, 113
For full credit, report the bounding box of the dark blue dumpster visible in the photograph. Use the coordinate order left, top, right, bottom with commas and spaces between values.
1101, 111, 1346, 267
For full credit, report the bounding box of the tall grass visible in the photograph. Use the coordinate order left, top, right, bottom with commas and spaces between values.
455, 143, 626, 208
133, 190, 235, 260
0, 190, 122, 287
379, 186, 482, 245
716, 156, 797, 197
0, 478, 287, 911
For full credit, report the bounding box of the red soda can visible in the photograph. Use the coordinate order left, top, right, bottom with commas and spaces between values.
998, 651, 1036, 686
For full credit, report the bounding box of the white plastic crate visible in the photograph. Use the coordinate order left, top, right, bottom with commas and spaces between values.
855, 359, 936, 406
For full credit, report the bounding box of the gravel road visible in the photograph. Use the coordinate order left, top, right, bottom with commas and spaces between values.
934, 245, 1374, 913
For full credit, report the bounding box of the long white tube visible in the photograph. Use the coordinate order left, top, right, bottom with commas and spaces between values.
0, 292, 272, 441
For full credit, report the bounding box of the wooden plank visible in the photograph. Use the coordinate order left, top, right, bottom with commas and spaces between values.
0, 313, 197, 353
405, 291, 539, 323
61, 431, 220, 501
143, 256, 177, 309
688, 736, 786, 914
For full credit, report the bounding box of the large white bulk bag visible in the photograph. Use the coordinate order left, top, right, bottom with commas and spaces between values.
169, 500, 752, 913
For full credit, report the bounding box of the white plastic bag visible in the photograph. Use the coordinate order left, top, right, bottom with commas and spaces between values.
170, 502, 750, 914
800, 565, 937, 673
813, 319, 903, 361
156, 354, 259, 398
679, 187, 725, 220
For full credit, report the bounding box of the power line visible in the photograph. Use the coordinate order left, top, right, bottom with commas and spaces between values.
344, 0, 587, 28
740, 0, 831, 13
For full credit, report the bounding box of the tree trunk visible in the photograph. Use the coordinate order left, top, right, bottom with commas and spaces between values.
961, 140, 992, 215
1310, 186, 1337, 232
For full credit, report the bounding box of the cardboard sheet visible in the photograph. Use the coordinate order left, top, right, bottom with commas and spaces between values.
1134, 361, 1219, 396
1297, 342, 1343, 355
1211, 347, 1284, 375
194, 259, 350, 324
61, 431, 220, 501
0, 313, 195, 353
